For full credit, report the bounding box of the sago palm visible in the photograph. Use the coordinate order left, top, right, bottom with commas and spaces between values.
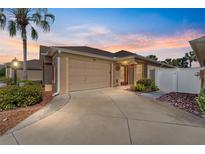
0, 8, 55, 79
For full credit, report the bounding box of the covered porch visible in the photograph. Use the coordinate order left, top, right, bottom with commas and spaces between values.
114, 57, 148, 86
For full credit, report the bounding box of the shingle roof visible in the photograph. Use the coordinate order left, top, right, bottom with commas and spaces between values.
40, 45, 174, 68
55, 46, 115, 58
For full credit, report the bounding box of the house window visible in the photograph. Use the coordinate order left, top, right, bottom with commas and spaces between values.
149, 69, 155, 81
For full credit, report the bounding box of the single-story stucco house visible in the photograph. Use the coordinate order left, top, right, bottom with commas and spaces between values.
5, 59, 43, 81
40, 45, 173, 95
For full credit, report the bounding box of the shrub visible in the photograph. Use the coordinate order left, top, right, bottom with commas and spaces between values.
134, 83, 145, 92
136, 78, 158, 92
0, 85, 43, 110
150, 81, 158, 91
0, 68, 5, 77
196, 88, 205, 113
0, 77, 13, 85
18, 80, 41, 86
137, 78, 153, 87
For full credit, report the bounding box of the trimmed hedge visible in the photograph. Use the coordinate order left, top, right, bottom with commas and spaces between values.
0, 85, 43, 110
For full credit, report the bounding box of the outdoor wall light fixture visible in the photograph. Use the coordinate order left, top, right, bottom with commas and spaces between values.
11, 57, 19, 85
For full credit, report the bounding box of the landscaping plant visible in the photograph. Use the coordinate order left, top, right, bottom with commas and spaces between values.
131, 78, 158, 92
134, 83, 145, 92
0, 85, 43, 110
0, 77, 13, 85
196, 88, 205, 114
18, 80, 42, 86
137, 78, 153, 87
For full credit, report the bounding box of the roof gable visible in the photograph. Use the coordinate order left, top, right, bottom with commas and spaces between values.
114, 50, 136, 57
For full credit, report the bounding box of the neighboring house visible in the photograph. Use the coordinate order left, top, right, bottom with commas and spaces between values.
0, 64, 4, 69
40, 45, 173, 94
5, 59, 43, 81
190, 36, 205, 88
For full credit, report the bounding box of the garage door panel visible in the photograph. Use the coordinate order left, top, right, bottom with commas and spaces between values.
68, 58, 111, 91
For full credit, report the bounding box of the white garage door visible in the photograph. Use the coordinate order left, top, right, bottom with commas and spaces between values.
69, 58, 111, 91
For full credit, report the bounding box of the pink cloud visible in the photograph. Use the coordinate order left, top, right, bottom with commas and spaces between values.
0, 32, 39, 63
102, 29, 204, 52
0, 25, 204, 64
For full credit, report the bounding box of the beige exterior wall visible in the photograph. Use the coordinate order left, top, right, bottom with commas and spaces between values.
60, 56, 67, 94
6, 68, 42, 81
113, 64, 126, 86
5, 68, 12, 78
135, 64, 143, 81
133, 63, 148, 84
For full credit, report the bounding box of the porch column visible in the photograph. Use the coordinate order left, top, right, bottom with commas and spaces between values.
111, 62, 114, 87
133, 64, 137, 84
66, 56, 69, 92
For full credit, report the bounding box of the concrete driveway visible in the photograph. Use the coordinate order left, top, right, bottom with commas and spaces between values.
1, 88, 205, 144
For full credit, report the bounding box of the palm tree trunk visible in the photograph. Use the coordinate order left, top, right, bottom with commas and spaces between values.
22, 28, 28, 80
189, 60, 192, 68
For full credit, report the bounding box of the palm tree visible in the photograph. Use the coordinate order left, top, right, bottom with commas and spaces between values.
162, 58, 172, 65
146, 55, 158, 61
0, 9, 55, 79
162, 58, 188, 68
184, 51, 197, 68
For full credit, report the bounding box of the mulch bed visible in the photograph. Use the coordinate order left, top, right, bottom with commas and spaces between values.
0, 91, 53, 135
157, 92, 202, 116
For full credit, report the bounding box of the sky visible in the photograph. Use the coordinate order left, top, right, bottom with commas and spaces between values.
0, 8, 205, 66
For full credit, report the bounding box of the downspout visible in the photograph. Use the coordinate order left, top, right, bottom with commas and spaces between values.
52, 49, 61, 96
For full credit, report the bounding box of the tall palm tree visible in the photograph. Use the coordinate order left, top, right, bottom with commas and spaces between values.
184, 51, 197, 68
0, 8, 55, 79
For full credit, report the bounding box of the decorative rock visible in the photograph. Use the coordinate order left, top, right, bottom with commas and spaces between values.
157, 92, 201, 116
2, 118, 8, 122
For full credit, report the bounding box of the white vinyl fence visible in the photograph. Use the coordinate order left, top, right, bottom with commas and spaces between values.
154, 67, 203, 94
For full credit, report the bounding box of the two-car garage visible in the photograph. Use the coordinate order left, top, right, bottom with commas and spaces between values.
59, 53, 112, 93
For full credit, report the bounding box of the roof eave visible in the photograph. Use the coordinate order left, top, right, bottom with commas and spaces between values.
54, 47, 116, 61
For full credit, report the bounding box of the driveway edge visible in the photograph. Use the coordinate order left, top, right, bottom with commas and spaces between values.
6, 93, 71, 134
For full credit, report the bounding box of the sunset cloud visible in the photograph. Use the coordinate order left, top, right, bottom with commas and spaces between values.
0, 24, 204, 64
102, 29, 204, 52
0, 31, 39, 63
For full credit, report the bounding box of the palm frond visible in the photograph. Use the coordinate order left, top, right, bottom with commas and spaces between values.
7, 8, 17, 16
32, 12, 42, 24
0, 11, 6, 29
37, 8, 48, 13
8, 20, 17, 37
39, 20, 50, 32
44, 13, 55, 23
31, 26, 38, 40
